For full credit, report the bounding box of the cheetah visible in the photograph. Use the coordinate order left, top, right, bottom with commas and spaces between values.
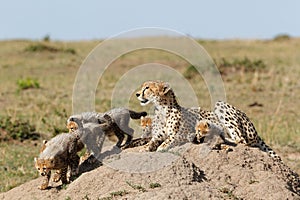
67, 108, 147, 147
214, 101, 281, 160
34, 133, 80, 190
195, 120, 236, 150
135, 80, 279, 157
135, 80, 221, 151
52, 116, 114, 182
67, 115, 113, 157
136, 80, 300, 193
140, 116, 153, 139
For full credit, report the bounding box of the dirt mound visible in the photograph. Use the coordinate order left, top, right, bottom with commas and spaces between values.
1, 144, 299, 200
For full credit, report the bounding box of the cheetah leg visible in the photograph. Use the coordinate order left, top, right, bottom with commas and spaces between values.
115, 132, 125, 148
38, 171, 51, 190
156, 139, 173, 152
156, 135, 181, 152
119, 126, 134, 147
69, 154, 80, 177
123, 134, 133, 147
52, 170, 61, 182
141, 136, 164, 152
60, 167, 68, 184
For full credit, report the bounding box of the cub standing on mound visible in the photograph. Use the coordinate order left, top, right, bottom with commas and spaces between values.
67, 108, 147, 148
34, 133, 80, 190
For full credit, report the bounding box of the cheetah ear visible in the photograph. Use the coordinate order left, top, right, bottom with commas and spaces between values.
159, 82, 171, 95
34, 157, 37, 162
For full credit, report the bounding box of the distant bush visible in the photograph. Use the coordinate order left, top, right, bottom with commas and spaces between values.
24, 43, 76, 54
51, 125, 69, 137
17, 78, 40, 90
216, 57, 266, 75
183, 65, 198, 79
273, 34, 291, 41
63, 48, 76, 54
42, 34, 51, 42
25, 43, 58, 53
0, 116, 39, 141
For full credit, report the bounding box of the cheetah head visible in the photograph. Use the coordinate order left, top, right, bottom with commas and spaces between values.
67, 121, 79, 133
195, 120, 210, 136
136, 80, 171, 106
34, 157, 55, 176
140, 116, 152, 128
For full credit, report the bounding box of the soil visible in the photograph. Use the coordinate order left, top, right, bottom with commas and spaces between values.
1, 143, 300, 200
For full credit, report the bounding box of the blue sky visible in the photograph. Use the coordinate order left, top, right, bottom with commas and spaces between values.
1, 0, 300, 40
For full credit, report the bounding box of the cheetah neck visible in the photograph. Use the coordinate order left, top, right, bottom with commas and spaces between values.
155, 90, 180, 111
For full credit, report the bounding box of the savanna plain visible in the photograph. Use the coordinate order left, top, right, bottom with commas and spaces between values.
0, 36, 299, 193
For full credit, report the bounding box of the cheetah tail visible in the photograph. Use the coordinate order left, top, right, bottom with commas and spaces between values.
128, 110, 147, 119
256, 136, 282, 162
258, 137, 300, 194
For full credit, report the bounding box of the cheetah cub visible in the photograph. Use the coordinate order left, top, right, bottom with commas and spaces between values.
140, 116, 153, 139
34, 133, 80, 190
67, 108, 147, 148
195, 120, 235, 150
67, 115, 113, 159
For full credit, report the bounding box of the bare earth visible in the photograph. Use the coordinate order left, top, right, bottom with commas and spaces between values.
1, 143, 300, 200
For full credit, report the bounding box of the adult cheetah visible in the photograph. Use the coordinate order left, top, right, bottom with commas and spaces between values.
136, 80, 299, 194
135, 80, 222, 151
136, 80, 279, 159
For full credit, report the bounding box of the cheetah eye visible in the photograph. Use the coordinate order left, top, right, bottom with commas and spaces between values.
37, 168, 40, 170
145, 86, 149, 90
43, 167, 46, 170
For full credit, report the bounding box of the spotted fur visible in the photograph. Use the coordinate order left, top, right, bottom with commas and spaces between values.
140, 116, 153, 139
34, 133, 80, 190
214, 101, 280, 159
136, 80, 300, 194
135, 80, 221, 151
67, 108, 147, 147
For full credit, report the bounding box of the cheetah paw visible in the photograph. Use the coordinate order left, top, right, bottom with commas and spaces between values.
38, 183, 48, 190
52, 174, 61, 182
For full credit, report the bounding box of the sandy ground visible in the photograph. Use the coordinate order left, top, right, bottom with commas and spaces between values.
1, 143, 300, 200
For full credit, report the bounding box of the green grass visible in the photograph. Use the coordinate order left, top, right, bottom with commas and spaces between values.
17, 78, 40, 91
0, 115, 39, 141
126, 181, 147, 192
24, 43, 76, 54
149, 182, 161, 189
0, 38, 300, 192
109, 190, 129, 197
219, 187, 240, 200
99, 189, 129, 199
0, 142, 40, 192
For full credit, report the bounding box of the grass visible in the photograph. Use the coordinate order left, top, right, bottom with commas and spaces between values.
0, 141, 40, 192
0, 38, 300, 192
24, 43, 76, 54
219, 187, 240, 200
149, 182, 161, 188
17, 78, 40, 91
126, 181, 147, 192
0, 115, 39, 141
99, 190, 129, 200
